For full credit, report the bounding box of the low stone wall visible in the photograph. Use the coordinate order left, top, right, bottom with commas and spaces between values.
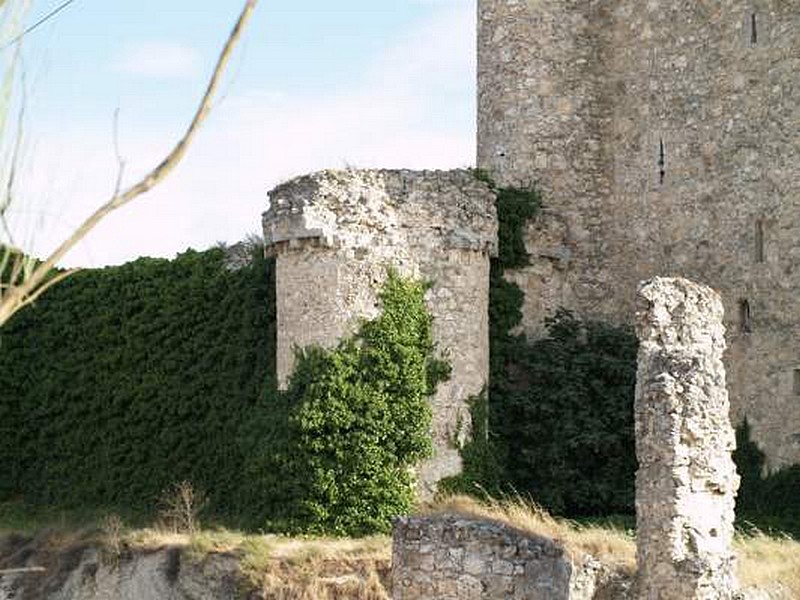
391, 516, 631, 600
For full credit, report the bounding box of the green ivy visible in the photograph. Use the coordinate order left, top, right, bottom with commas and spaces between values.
466, 173, 800, 526
471, 170, 542, 270
2, 252, 444, 535
459, 172, 639, 515
438, 390, 506, 498
242, 272, 448, 536
495, 186, 542, 268
495, 310, 638, 514
0, 245, 276, 516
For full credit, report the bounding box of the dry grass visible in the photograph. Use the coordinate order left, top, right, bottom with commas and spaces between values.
121, 525, 391, 599
124, 526, 389, 562
736, 531, 800, 597
4, 496, 799, 599
426, 494, 637, 571
429, 494, 800, 596
230, 533, 390, 600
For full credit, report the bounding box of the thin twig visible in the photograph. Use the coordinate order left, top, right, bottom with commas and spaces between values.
1, 47, 27, 246
111, 107, 126, 196
16, 267, 79, 310
0, 0, 258, 326
1, 0, 78, 51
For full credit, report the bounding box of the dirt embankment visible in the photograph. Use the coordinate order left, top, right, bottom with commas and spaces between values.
0, 531, 390, 600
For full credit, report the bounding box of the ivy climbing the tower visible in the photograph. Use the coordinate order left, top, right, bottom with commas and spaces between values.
241, 271, 450, 536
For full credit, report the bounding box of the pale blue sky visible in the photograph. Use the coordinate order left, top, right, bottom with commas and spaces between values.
8, 0, 476, 266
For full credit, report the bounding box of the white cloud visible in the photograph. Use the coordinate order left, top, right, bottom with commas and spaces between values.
112, 41, 201, 79
14, 3, 477, 268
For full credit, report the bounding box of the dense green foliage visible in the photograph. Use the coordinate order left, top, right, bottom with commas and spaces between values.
494, 310, 638, 514
734, 420, 800, 537
242, 273, 449, 536
461, 174, 798, 528
1, 259, 443, 535
3, 174, 545, 526
494, 187, 542, 268
5, 176, 797, 535
450, 175, 639, 515
0, 246, 276, 515
472, 169, 542, 270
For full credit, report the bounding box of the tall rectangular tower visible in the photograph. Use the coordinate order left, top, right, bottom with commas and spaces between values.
478, 0, 800, 469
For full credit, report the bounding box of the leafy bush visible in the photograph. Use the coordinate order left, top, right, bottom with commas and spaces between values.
734, 420, 800, 537
455, 174, 639, 515
495, 310, 638, 514
243, 273, 449, 536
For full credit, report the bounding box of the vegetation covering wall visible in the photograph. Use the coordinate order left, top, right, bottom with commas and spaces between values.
2, 187, 797, 536
455, 175, 799, 536
445, 177, 639, 515
0, 246, 276, 515
242, 272, 449, 535
1, 250, 445, 536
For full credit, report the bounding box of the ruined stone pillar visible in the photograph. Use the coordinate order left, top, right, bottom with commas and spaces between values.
634, 277, 740, 600
263, 169, 497, 498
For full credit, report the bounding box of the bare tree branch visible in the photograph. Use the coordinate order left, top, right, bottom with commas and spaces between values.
1, 46, 26, 245
0, 0, 258, 327
111, 107, 126, 197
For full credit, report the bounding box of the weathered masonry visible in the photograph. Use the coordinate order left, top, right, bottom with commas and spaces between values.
263, 169, 498, 497
478, 0, 800, 468
635, 278, 739, 600
392, 515, 630, 600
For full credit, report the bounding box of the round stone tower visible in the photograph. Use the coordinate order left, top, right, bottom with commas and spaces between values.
263, 168, 498, 498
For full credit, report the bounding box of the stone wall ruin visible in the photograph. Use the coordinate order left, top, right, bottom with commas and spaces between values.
391, 515, 631, 600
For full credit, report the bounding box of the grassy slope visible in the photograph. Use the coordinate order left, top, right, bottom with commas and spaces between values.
2, 497, 798, 598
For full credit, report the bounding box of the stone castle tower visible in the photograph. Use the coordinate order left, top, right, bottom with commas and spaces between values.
478, 0, 800, 468
263, 170, 497, 497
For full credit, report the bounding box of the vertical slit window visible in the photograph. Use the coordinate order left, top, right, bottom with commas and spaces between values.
740, 300, 752, 333
751, 13, 758, 45
755, 219, 765, 263
658, 139, 666, 185
793, 369, 800, 394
